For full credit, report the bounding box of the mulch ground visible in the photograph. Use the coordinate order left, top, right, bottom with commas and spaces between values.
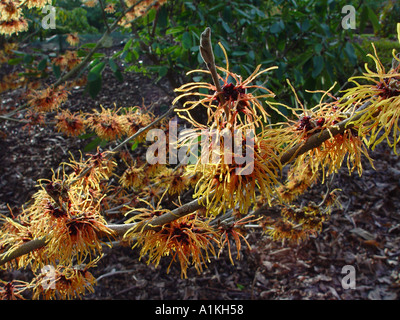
1, 49, 400, 300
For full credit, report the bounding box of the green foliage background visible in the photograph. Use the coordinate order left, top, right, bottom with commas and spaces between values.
114, 0, 398, 109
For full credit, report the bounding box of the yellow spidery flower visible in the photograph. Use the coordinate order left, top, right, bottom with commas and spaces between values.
340, 27, 400, 154
184, 124, 284, 214
64, 149, 116, 195
265, 218, 312, 244
104, 4, 115, 13
0, 1, 22, 20
119, 164, 147, 190
40, 194, 114, 265
277, 160, 319, 203
23, 0, 52, 9
0, 209, 41, 271
155, 167, 190, 196
122, 106, 155, 142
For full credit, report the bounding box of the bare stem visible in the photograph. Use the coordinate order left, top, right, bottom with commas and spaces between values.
200, 27, 227, 116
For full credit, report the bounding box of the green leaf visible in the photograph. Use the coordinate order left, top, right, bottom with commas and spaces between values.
344, 42, 357, 66
52, 64, 61, 79
109, 59, 123, 82
23, 54, 34, 64
367, 7, 380, 33
82, 43, 97, 49
108, 59, 118, 73
181, 31, 192, 50
7, 57, 23, 65
270, 21, 282, 34
87, 76, 102, 98
124, 39, 133, 52
84, 136, 107, 152
166, 26, 185, 35
232, 51, 248, 56
37, 58, 48, 71
157, 5, 168, 28
88, 61, 106, 82
221, 20, 234, 34
130, 140, 139, 151
312, 55, 324, 78
78, 132, 96, 140
158, 66, 168, 77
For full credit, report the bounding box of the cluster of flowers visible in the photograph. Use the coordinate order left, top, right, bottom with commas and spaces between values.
0, 0, 52, 36
0, 149, 116, 299
118, 0, 168, 28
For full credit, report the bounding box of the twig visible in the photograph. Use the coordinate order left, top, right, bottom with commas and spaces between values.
98, 0, 111, 33
200, 28, 226, 109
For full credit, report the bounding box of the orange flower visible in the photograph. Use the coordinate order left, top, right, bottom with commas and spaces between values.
339, 40, 400, 154
26, 86, 69, 112
104, 4, 115, 13
64, 50, 82, 70
265, 218, 311, 244
55, 110, 86, 137
65, 148, 116, 191
122, 106, 154, 141
155, 167, 190, 195
0, 17, 28, 36
86, 106, 127, 141
0, 280, 29, 300
217, 215, 261, 265
22, 110, 45, 132
184, 124, 284, 214
278, 162, 316, 203
126, 212, 218, 278
173, 43, 277, 129
66, 33, 79, 46
119, 164, 147, 189
0, 1, 22, 20
23, 0, 52, 9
